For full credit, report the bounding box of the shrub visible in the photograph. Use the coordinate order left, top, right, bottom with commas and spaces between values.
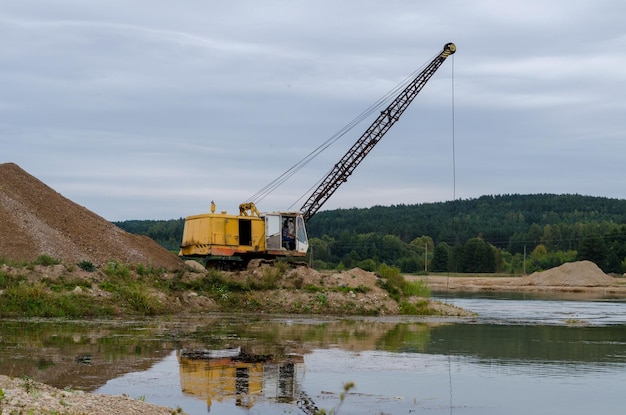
103, 261, 131, 279
77, 260, 95, 272
357, 258, 377, 272
135, 263, 147, 276
399, 299, 431, 315
34, 254, 61, 266
403, 279, 431, 297
316, 293, 328, 305
118, 285, 164, 315
377, 264, 405, 300
303, 284, 323, 293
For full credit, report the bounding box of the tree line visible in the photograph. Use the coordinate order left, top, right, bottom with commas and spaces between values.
115, 193, 626, 275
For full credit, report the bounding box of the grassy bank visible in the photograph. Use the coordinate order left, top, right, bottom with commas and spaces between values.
0, 255, 465, 318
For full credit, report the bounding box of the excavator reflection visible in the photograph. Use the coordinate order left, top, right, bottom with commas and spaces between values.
178, 347, 318, 413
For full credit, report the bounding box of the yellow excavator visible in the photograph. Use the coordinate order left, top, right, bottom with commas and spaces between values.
179, 43, 456, 269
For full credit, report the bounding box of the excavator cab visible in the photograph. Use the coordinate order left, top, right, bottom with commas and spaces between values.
264, 212, 308, 254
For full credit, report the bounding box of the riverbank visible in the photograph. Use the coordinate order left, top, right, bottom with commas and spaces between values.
415, 261, 626, 297
0, 258, 471, 318
0, 375, 185, 415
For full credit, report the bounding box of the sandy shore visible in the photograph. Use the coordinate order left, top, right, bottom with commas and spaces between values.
420, 274, 626, 295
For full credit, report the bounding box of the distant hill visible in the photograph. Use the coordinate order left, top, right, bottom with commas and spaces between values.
306, 194, 626, 249
117, 193, 626, 253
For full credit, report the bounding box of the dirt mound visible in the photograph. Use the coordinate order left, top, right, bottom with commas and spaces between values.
0, 163, 182, 270
520, 260, 616, 287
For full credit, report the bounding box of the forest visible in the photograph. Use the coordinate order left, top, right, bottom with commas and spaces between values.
115, 193, 626, 275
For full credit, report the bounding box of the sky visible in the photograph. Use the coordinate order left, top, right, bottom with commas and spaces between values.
1, 1, 625, 221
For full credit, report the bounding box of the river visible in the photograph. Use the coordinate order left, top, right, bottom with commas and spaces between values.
1, 295, 625, 414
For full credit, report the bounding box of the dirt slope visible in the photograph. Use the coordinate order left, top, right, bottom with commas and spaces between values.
0, 162, 182, 269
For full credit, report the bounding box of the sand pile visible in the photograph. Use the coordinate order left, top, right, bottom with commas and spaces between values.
0, 163, 182, 269
520, 260, 616, 287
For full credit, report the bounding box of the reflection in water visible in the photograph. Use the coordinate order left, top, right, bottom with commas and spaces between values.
178, 348, 307, 412
0, 319, 176, 390
1, 300, 626, 414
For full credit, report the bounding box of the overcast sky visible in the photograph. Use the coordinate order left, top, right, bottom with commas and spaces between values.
2, 1, 625, 221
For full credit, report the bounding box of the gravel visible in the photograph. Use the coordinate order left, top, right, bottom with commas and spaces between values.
0, 162, 182, 270
0, 375, 186, 415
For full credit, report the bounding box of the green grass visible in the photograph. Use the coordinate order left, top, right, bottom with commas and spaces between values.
0, 281, 115, 318
0, 257, 437, 318
377, 264, 431, 300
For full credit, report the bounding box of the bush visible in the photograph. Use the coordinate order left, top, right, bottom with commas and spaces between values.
34, 254, 61, 266
118, 285, 164, 315
403, 279, 431, 297
77, 260, 95, 272
377, 264, 405, 300
399, 299, 431, 315
103, 261, 131, 279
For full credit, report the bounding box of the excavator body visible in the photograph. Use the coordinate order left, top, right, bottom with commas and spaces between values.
178, 202, 308, 268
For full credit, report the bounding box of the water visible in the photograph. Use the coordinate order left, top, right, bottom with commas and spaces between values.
1, 297, 626, 414
436, 295, 626, 326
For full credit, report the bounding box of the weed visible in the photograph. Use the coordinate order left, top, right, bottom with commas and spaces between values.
0, 271, 27, 289
103, 261, 131, 279
399, 299, 432, 315
403, 278, 431, 297
48, 275, 91, 292
21, 376, 36, 394
316, 381, 355, 415
377, 264, 404, 290
303, 284, 323, 293
34, 254, 61, 266
135, 263, 147, 276
77, 260, 95, 272
256, 267, 280, 290
334, 285, 371, 294
316, 293, 328, 305
118, 285, 165, 315
292, 275, 304, 289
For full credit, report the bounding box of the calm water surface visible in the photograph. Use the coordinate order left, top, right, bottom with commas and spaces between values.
1, 296, 625, 415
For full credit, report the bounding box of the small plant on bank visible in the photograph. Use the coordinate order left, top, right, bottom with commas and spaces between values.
376, 264, 433, 314
403, 278, 431, 297
77, 260, 95, 272
21, 376, 36, 394
258, 267, 280, 290
34, 254, 61, 266
303, 284, 324, 293
376, 264, 405, 301
316, 381, 355, 415
316, 293, 328, 305
103, 261, 131, 279
399, 299, 431, 315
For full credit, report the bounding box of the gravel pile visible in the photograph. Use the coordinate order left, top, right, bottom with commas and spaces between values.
0, 163, 182, 269
521, 260, 616, 287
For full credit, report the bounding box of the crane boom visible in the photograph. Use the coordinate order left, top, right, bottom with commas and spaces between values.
300, 42, 456, 222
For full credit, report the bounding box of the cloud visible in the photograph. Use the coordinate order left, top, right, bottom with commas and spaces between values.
1, 0, 625, 221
